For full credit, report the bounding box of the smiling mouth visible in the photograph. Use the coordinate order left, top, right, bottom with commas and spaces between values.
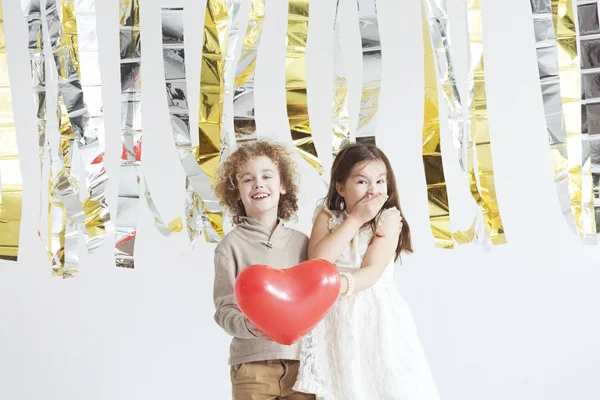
251, 193, 270, 200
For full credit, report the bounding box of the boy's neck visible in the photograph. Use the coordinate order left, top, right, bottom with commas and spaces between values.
246, 210, 279, 233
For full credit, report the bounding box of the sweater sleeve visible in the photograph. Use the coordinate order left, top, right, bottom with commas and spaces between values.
213, 249, 257, 339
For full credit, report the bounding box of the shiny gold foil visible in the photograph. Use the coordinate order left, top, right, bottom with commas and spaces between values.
466, 0, 506, 245
196, 0, 234, 241
0, 2, 23, 261
285, 0, 324, 176
423, 0, 505, 246
332, 0, 350, 156
421, 8, 453, 249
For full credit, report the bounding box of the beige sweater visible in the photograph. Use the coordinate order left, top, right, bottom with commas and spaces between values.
213, 217, 309, 365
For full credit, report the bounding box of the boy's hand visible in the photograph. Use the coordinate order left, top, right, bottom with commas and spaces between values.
245, 319, 271, 341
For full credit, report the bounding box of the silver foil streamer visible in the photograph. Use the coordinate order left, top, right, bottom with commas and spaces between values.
116, 0, 184, 269
577, 0, 600, 239
332, 0, 350, 155
232, 0, 265, 143
530, 0, 577, 232
160, 5, 220, 244
24, 0, 112, 277
222, 0, 242, 151
355, 0, 382, 145
422, 0, 468, 171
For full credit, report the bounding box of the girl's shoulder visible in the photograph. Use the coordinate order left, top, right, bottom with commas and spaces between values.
313, 203, 344, 232
379, 206, 401, 222
373, 207, 403, 236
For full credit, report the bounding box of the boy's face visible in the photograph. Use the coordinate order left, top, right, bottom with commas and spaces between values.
336, 160, 388, 214
238, 156, 285, 221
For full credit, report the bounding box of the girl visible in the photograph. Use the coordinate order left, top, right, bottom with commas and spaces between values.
294, 143, 440, 399
213, 140, 315, 400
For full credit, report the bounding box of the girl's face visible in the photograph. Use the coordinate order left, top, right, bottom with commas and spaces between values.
237, 156, 285, 221
336, 160, 388, 214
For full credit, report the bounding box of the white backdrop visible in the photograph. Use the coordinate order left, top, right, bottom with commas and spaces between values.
2, 0, 600, 399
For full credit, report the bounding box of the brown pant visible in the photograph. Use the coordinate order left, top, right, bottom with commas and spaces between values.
230, 359, 315, 400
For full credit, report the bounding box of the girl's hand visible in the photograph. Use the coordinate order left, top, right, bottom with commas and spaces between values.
350, 193, 388, 225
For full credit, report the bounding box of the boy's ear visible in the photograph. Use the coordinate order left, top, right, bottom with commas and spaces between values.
335, 182, 344, 197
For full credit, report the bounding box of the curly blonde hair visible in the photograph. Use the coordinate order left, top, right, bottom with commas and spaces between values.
214, 140, 300, 224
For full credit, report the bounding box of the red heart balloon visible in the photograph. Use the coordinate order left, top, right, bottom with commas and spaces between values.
235, 259, 340, 345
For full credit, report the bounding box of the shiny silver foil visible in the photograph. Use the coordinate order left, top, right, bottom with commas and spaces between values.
355, 0, 381, 145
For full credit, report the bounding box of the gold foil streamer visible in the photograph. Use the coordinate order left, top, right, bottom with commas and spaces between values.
465, 0, 505, 245
332, 0, 350, 156
355, 0, 382, 145
529, 0, 578, 234
116, 0, 183, 269
576, 0, 599, 241
232, 0, 265, 143
421, 7, 452, 249
285, 0, 324, 176
423, 0, 505, 246
195, 0, 238, 241
0, 2, 23, 261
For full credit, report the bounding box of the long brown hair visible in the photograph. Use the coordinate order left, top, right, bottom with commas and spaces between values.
325, 143, 413, 260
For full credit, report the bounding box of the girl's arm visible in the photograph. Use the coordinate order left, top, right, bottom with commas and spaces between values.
309, 194, 389, 263
340, 210, 401, 294
308, 209, 363, 263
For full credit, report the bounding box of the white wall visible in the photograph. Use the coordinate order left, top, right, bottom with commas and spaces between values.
2, 0, 600, 399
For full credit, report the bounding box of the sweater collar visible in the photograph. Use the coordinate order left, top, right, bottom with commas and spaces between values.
235, 217, 290, 248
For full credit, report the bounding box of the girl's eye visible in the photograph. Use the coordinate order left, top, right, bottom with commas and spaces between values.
377, 180, 385, 184
264, 175, 272, 180
243, 178, 252, 183
358, 180, 366, 184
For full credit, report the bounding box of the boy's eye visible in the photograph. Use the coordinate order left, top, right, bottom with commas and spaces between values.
358, 180, 366, 184
263, 175, 272, 180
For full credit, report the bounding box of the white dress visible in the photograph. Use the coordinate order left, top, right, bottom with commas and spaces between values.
293, 205, 441, 400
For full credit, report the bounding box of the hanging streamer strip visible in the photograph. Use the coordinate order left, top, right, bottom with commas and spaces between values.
0, 1, 23, 261
529, 0, 578, 233
422, 0, 506, 246
285, 0, 324, 176
576, 0, 600, 241
421, 5, 453, 249
116, 0, 183, 269
465, 0, 505, 244
160, 5, 203, 244
332, 0, 350, 156
23, 0, 111, 276
355, 0, 382, 145
232, 0, 265, 144
195, 0, 241, 241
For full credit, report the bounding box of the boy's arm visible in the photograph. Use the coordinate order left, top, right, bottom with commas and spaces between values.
213, 249, 257, 339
